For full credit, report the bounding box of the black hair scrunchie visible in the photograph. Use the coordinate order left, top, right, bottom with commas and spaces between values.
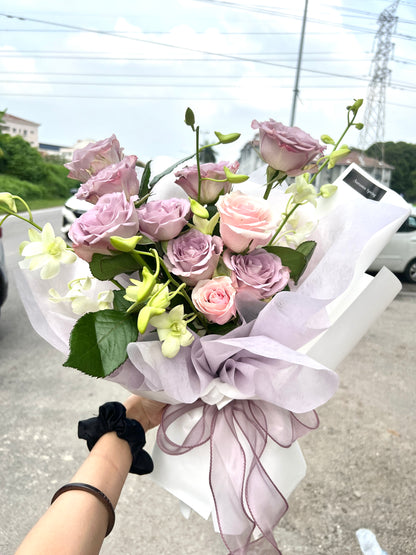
78, 401, 153, 475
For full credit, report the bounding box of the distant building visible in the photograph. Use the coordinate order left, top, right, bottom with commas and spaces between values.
239, 137, 394, 188
238, 134, 261, 174
0, 113, 40, 148
314, 149, 394, 189
38, 138, 95, 161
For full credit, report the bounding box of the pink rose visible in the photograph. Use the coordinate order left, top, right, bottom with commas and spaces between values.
175, 161, 239, 204
251, 119, 325, 177
75, 155, 140, 204
65, 134, 124, 182
164, 229, 223, 286
69, 192, 140, 262
216, 191, 277, 253
137, 198, 191, 242
192, 276, 236, 325
223, 248, 290, 299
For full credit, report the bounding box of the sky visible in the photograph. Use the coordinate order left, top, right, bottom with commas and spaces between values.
1, 0, 415, 164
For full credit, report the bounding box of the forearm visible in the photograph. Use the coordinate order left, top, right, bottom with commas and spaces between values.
15, 432, 132, 555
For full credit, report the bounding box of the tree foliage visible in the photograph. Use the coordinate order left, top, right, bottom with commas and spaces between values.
366, 141, 416, 203
0, 133, 77, 200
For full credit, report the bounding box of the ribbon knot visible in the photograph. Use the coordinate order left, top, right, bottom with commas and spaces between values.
157, 399, 319, 554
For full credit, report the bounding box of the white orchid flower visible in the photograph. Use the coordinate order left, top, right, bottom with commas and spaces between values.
285, 174, 318, 207
150, 304, 194, 358
48, 278, 114, 316
19, 223, 76, 279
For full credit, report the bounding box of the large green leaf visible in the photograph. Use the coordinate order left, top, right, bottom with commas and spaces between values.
63, 310, 138, 377
90, 252, 140, 281
263, 245, 306, 283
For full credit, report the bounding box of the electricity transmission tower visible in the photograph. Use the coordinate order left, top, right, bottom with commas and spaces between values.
359, 0, 400, 161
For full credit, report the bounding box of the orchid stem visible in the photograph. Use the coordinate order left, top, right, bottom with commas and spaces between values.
268, 202, 301, 245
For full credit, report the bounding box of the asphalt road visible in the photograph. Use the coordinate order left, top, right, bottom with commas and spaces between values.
0, 208, 415, 554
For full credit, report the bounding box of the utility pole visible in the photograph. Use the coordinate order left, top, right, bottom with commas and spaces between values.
290, 0, 308, 127
359, 0, 400, 166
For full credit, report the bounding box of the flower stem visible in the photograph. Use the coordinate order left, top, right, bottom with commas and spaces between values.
196, 125, 202, 203
268, 202, 301, 245
111, 279, 123, 289
310, 106, 359, 185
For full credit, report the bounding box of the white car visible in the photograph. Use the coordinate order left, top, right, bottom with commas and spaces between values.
369, 207, 416, 283
61, 192, 91, 238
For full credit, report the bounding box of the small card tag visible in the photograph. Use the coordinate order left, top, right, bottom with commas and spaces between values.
342, 166, 386, 201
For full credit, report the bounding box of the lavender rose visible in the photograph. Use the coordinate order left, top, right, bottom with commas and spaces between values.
175, 161, 239, 204
65, 134, 124, 182
137, 198, 191, 242
75, 155, 140, 204
223, 248, 290, 299
164, 229, 223, 286
69, 192, 140, 262
251, 119, 325, 177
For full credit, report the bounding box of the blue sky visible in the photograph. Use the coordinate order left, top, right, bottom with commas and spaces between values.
1, 0, 415, 163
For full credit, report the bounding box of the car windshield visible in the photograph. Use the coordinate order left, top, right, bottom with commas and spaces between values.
398, 215, 416, 232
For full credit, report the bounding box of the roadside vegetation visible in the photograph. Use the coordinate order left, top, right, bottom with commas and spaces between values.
0, 132, 78, 211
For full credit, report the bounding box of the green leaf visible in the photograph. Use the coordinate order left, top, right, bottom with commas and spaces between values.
263, 245, 307, 283
63, 310, 138, 377
138, 160, 152, 199
113, 289, 134, 312
90, 252, 140, 281
148, 152, 195, 189
205, 319, 240, 336
296, 240, 316, 262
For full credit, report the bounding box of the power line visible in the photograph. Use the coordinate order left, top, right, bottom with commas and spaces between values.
1, 92, 414, 104
0, 51, 376, 81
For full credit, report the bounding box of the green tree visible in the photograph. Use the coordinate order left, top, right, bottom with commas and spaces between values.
0, 133, 76, 199
366, 141, 416, 203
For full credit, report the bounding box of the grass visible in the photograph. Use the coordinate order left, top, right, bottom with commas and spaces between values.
18, 197, 66, 212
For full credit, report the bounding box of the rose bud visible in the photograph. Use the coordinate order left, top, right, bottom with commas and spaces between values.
175, 161, 239, 204
216, 191, 277, 253
164, 229, 223, 286
223, 248, 290, 299
137, 198, 191, 242
69, 192, 140, 262
76, 155, 140, 204
251, 119, 325, 176
65, 134, 124, 183
191, 276, 237, 325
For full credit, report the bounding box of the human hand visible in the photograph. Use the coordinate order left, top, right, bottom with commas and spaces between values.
123, 395, 167, 432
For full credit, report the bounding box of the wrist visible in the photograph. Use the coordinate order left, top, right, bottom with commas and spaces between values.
78, 402, 153, 475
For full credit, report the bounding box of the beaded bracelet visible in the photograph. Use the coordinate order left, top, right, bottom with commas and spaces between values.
78, 401, 153, 475
51, 482, 115, 536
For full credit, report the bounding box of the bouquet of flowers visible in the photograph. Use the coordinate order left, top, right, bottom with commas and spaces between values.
0, 101, 410, 554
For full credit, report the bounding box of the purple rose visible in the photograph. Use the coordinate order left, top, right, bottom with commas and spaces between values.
69, 192, 140, 262
223, 248, 290, 299
251, 119, 325, 177
75, 155, 140, 204
165, 229, 223, 286
175, 161, 239, 204
65, 134, 124, 182
137, 198, 191, 242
